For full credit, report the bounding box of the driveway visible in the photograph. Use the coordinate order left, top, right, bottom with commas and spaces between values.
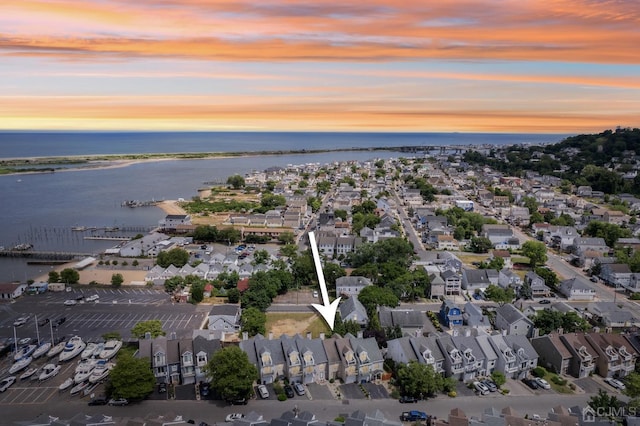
306, 383, 334, 400
575, 377, 608, 394
339, 383, 368, 400
362, 383, 389, 399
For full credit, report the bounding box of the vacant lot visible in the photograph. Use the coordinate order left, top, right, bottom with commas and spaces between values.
266, 312, 330, 338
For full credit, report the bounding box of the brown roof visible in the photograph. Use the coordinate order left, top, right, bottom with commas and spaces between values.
0, 283, 23, 293
237, 278, 250, 293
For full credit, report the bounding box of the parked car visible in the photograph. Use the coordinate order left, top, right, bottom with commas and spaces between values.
401, 411, 427, 422
225, 413, 244, 422
522, 378, 539, 390
534, 378, 551, 390
158, 383, 167, 393
228, 398, 248, 405
399, 395, 418, 403
590, 276, 599, 282
538, 299, 551, 304
0, 376, 17, 392
257, 384, 269, 399
284, 384, 294, 398
38, 318, 50, 327
88, 396, 108, 406
53, 317, 66, 327
13, 317, 29, 327
482, 379, 498, 392
200, 382, 210, 397
604, 377, 626, 390
63, 299, 77, 306
86, 294, 99, 302
473, 381, 489, 395
108, 398, 129, 406
293, 382, 305, 396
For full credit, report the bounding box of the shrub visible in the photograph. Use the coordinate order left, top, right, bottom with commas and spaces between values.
448, 391, 457, 398
335, 417, 346, 423
277, 394, 287, 401
532, 366, 547, 378
551, 375, 566, 386
329, 378, 335, 384
501, 389, 510, 395
390, 389, 400, 399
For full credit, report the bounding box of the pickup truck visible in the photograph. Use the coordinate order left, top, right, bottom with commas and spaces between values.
401, 411, 427, 422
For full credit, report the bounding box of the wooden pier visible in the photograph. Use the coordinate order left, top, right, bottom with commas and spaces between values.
0, 250, 94, 260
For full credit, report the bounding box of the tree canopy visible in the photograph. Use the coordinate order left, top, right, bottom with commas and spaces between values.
483, 284, 515, 306
60, 268, 80, 284
204, 346, 258, 401
241, 307, 266, 337
357, 286, 399, 316
156, 247, 190, 268
131, 320, 166, 339
521, 240, 547, 267
109, 353, 155, 400
395, 361, 450, 398
226, 174, 246, 189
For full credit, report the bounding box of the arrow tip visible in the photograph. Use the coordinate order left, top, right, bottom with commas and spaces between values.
312, 297, 342, 331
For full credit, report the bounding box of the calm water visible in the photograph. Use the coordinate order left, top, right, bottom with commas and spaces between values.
0, 131, 568, 281
0, 131, 565, 158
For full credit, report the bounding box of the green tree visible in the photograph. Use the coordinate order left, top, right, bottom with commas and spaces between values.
111, 273, 124, 287
483, 284, 515, 306
522, 196, 538, 214
623, 372, 640, 399
241, 307, 266, 337
521, 240, 547, 267
156, 247, 190, 268
226, 288, 241, 303
323, 263, 346, 288
204, 346, 258, 401
357, 286, 398, 316
316, 180, 331, 194
535, 267, 559, 290
226, 174, 246, 189
109, 353, 155, 400
190, 281, 204, 303
396, 361, 444, 398
469, 236, 493, 253
306, 196, 322, 213
491, 371, 506, 387
131, 319, 166, 339
334, 209, 348, 221
60, 268, 80, 284
278, 231, 295, 245
253, 249, 270, 264
584, 221, 632, 247
588, 388, 621, 413
279, 244, 298, 259
48, 271, 60, 283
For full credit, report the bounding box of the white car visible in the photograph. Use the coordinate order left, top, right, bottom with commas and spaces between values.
257, 384, 269, 399
85, 295, 99, 302
534, 378, 551, 390
605, 377, 626, 390
64, 299, 77, 306
0, 376, 17, 392
473, 381, 489, 395
13, 316, 29, 327
225, 413, 244, 422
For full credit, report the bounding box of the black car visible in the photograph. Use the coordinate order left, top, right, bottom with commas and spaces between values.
538, 299, 551, 304
38, 318, 50, 327
228, 398, 248, 405
200, 382, 210, 397
88, 396, 108, 406
53, 317, 66, 327
284, 384, 295, 398
399, 395, 418, 403
522, 378, 539, 390
158, 383, 167, 393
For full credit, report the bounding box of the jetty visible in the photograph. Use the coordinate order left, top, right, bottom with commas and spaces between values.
0, 250, 94, 261
84, 236, 130, 241
121, 199, 162, 208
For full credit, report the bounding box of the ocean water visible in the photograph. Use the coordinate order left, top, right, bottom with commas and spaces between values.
0, 131, 568, 282
0, 131, 566, 158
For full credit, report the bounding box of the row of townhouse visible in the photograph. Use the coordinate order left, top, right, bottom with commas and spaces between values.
531, 331, 639, 379
240, 332, 384, 385
145, 257, 272, 285
386, 331, 538, 381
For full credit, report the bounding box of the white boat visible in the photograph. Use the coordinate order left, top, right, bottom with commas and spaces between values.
98, 340, 122, 360
9, 356, 33, 374
74, 362, 96, 384
59, 336, 86, 362
47, 341, 66, 358
58, 377, 73, 391
38, 363, 61, 381
75, 357, 98, 372
83, 382, 100, 397
81, 343, 98, 359
32, 342, 52, 359
14, 344, 37, 361
88, 361, 113, 384
70, 380, 89, 396
19, 367, 38, 380
93, 342, 105, 357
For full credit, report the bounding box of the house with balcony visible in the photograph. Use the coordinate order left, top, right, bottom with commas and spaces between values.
599, 264, 633, 288
295, 335, 328, 384
240, 334, 286, 385
166, 338, 181, 385
281, 335, 303, 384
147, 336, 168, 383
178, 338, 196, 385
530, 333, 573, 376
503, 335, 539, 380
559, 277, 596, 301
334, 335, 358, 384
439, 300, 463, 327
586, 332, 637, 378
437, 335, 465, 380
441, 270, 462, 296
475, 334, 498, 377
524, 271, 551, 298
559, 333, 598, 378
489, 334, 519, 378
349, 334, 384, 383
322, 335, 342, 382
192, 332, 222, 383
386, 336, 445, 375
451, 335, 485, 381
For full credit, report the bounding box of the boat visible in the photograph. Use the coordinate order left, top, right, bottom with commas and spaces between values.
74, 361, 96, 384
14, 344, 37, 361
88, 360, 113, 384
19, 367, 38, 380
38, 363, 61, 381
58, 377, 73, 391
83, 382, 100, 397
9, 356, 33, 375
98, 340, 122, 360
47, 341, 66, 358
81, 343, 98, 359
93, 342, 105, 357
70, 380, 89, 396
71, 226, 87, 231
32, 341, 52, 359
59, 336, 86, 362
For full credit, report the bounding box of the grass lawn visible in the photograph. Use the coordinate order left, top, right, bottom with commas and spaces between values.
265, 312, 330, 338
456, 253, 489, 265
543, 372, 573, 394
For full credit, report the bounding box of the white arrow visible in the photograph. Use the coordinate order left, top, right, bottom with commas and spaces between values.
308, 231, 341, 330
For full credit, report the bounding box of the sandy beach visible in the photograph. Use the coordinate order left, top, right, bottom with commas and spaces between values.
35, 261, 153, 286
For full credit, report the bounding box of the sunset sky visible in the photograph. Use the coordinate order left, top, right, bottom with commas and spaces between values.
1, 0, 639, 133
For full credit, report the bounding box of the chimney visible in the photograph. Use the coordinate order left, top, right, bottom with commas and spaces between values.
557, 327, 564, 335
306, 332, 312, 339
465, 328, 471, 337
319, 333, 325, 340
357, 330, 363, 339
242, 331, 249, 341
170, 332, 177, 340
268, 332, 274, 340
220, 331, 226, 342
145, 332, 151, 340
